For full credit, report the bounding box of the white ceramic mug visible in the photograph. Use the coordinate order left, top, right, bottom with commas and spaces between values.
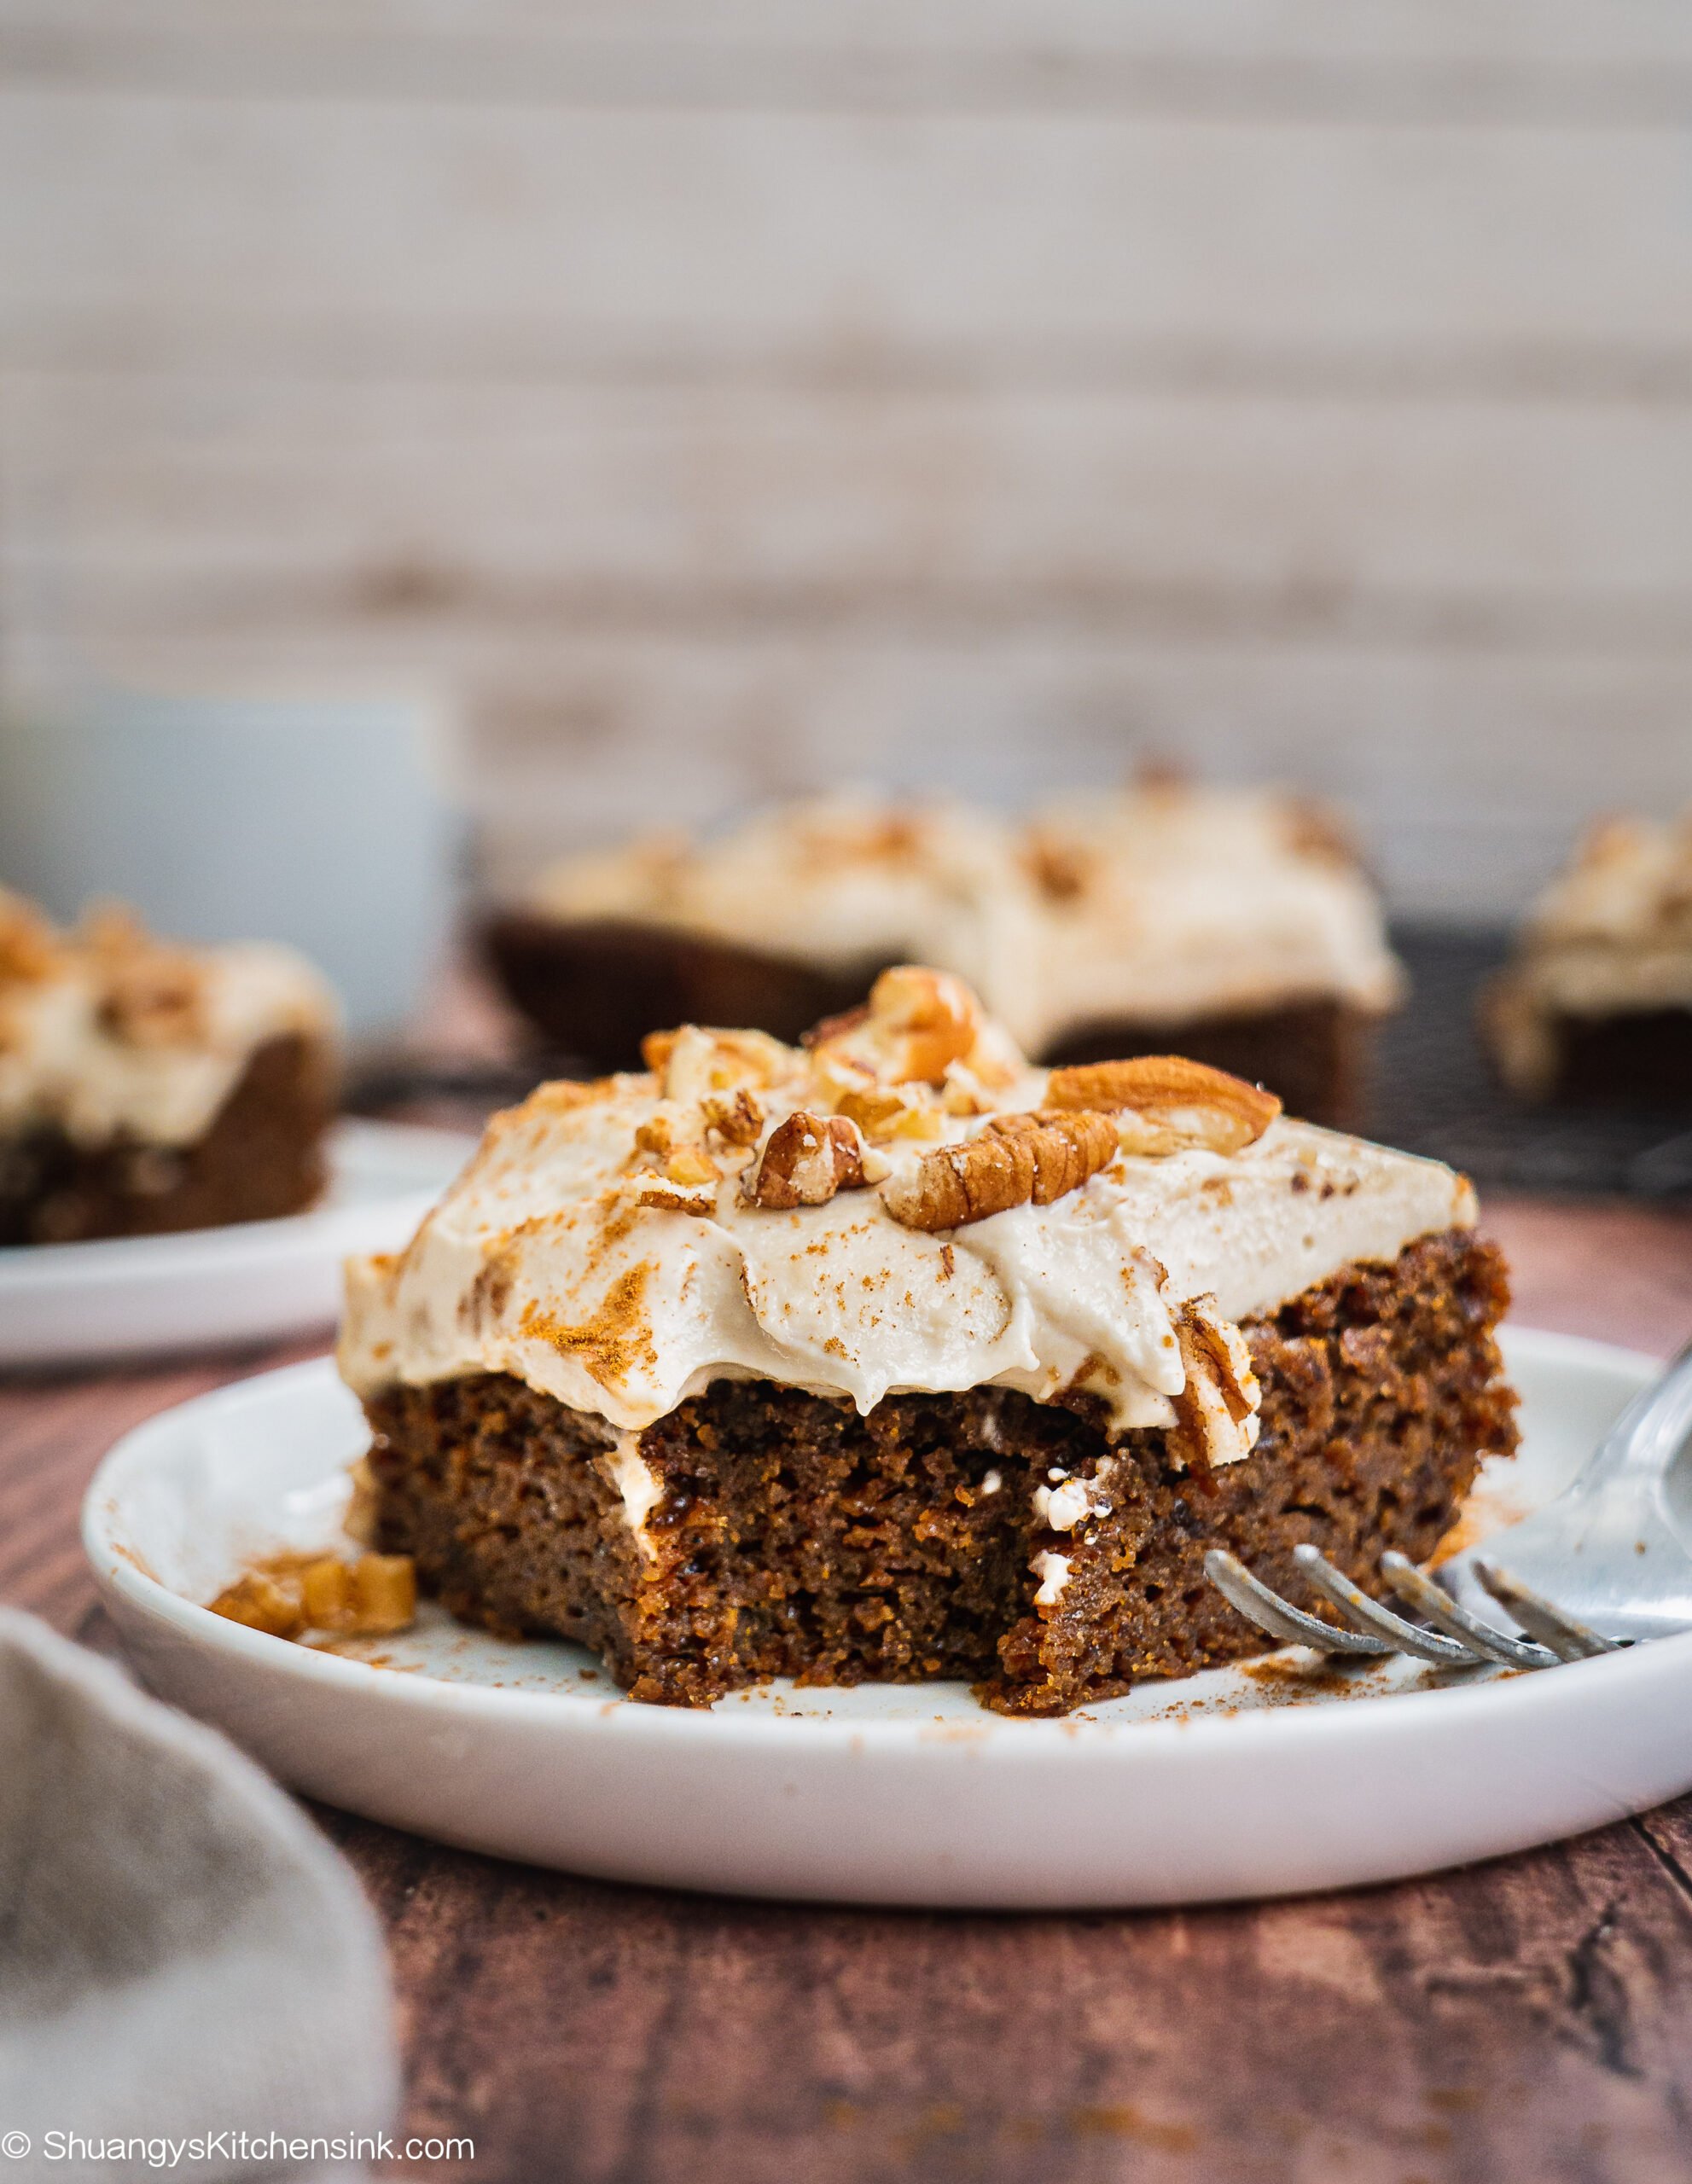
0, 688, 462, 1041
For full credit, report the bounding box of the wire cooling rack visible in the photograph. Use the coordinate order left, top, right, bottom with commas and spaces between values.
1372, 928, 1692, 1201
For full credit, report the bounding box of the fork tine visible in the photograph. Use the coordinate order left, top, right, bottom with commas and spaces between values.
1471, 1561, 1620, 1661
1380, 1553, 1558, 1670
1204, 1549, 1393, 1656
1291, 1545, 1478, 1665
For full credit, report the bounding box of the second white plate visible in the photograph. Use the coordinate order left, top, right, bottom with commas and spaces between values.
83, 1327, 1692, 1907
0, 1119, 473, 1367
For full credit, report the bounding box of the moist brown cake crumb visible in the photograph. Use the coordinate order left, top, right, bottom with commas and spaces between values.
363, 1228, 1515, 1716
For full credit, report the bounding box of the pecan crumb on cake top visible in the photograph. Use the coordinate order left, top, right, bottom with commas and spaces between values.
340, 967, 1475, 1476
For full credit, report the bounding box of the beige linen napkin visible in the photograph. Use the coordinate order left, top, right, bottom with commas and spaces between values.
0, 1609, 399, 2182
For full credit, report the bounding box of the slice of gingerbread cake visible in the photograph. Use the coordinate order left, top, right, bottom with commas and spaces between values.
1485, 811, 1692, 1102
340, 966, 1515, 1716
0, 888, 339, 1245
486, 781, 1404, 1127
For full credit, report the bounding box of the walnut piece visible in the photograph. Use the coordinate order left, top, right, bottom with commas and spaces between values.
1044, 1054, 1281, 1155
744, 1110, 883, 1208
630, 1114, 723, 1206
76, 903, 211, 1048
881, 1107, 1116, 1231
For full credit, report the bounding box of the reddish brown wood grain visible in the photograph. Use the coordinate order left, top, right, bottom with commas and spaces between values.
4, 1197, 1692, 2184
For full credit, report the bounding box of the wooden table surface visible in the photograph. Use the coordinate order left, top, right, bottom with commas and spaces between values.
6, 1194, 1692, 2184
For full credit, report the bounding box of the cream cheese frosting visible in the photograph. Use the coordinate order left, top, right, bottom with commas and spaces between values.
1016, 784, 1404, 1038
0, 890, 339, 1147
523, 783, 1403, 1046
1487, 813, 1692, 1094
340, 970, 1473, 1464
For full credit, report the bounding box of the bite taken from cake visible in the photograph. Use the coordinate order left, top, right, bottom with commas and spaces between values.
339, 966, 1515, 1717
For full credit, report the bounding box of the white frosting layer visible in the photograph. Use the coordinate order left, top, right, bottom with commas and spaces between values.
339, 1007, 1474, 1445
537, 798, 1011, 985
1018, 787, 1404, 1038
526, 784, 1402, 1045
0, 892, 339, 1147
1488, 814, 1692, 1093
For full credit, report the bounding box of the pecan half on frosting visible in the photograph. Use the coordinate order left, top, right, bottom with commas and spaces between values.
1044, 1054, 1281, 1156
881, 1107, 1116, 1231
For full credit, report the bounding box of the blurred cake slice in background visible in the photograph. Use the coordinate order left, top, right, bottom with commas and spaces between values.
1013, 781, 1402, 1126
486, 781, 1403, 1127
0, 890, 340, 1244
1484, 815, 1692, 1102
340, 965, 1512, 1717
487, 794, 1011, 1077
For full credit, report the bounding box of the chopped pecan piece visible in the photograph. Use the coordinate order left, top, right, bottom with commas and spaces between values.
633, 1137, 721, 1213
810, 965, 982, 1086
632, 1114, 676, 1159
832, 1078, 944, 1142
642, 1022, 796, 1101
881, 1107, 1116, 1231
1170, 1293, 1262, 1471
662, 1146, 720, 1187
1044, 1054, 1281, 1155
0, 888, 61, 984
636, 1180, 718, 1217
96, 947, 209, 1048
207, 1549, 416, 1641
701, 1087, 765, 1147
803, 1002, 868, 1049
744, 1111, 882, 1209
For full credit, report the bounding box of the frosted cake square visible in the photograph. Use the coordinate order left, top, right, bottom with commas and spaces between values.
340, 967, 1514, 1716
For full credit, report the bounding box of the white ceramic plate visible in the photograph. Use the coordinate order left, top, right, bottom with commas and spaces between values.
0, 1120, 473, 1367
84, 1328, 1692, 1908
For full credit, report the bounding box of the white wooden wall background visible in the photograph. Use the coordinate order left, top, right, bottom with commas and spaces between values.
3, 0, 1692, 917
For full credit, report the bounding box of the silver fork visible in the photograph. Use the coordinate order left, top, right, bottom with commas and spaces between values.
1206, 1337, 1692, 1672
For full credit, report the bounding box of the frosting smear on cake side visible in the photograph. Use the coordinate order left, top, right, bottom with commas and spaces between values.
340, 967, 1474, 1469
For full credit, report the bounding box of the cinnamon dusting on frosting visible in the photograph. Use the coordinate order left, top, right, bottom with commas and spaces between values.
520, 1263, 659, 1391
